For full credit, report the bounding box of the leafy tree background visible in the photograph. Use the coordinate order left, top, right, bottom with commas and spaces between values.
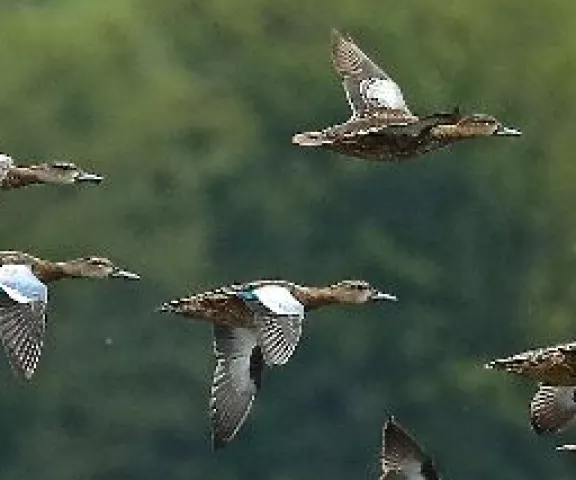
0, 0, 575, 478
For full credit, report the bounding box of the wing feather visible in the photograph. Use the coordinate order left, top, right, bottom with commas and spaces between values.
331, 29, 411, 117
210, 326, 262, 448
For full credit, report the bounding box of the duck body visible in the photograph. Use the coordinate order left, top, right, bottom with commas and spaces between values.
293, 30, 521, 162
0, 154, 103, 190
0, 251, 139, 379
159, 279, 397, 448
160, 280, 300, 329
300, 109, 466, 161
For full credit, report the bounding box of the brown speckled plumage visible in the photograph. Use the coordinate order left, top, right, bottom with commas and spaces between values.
293, 29, 521, 161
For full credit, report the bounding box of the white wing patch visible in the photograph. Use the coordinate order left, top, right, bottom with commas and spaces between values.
360, 78, 407, 111
252, 285, 305, 318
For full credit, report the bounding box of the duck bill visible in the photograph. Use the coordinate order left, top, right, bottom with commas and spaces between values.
494, 125, 522, 136
370, 290, 398, 302
111, 268, 140, 280
74, 172, 104, 184
557, 445, 576, 452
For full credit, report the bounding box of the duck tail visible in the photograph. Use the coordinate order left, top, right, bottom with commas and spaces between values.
156, 298, 191, 314
292, 131, 328, 147
485, 356, 527, 373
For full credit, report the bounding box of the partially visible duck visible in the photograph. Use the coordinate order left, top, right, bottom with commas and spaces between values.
293, 29, 521, 162
381, 416, 440, 480
485, 341, 576, 386
0, 154, 103, 190
0, 251, 139, 379
158, 279, 397, 448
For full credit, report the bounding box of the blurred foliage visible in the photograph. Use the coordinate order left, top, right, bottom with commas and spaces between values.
0, 0, 575, 478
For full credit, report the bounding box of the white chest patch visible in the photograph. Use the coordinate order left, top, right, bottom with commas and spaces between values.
252, 285, 305, 318
360, 77, 406, 110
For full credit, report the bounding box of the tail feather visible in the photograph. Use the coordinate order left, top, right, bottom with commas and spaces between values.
156, 299, 190, 314
485, 357, 528, 373
292, 131, 330, 146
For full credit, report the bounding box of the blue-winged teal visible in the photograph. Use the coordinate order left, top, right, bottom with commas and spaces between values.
0, 251, 139, 379
381, 417, 440, 480
529, 385, 576, 435
0, 154, 103, 190
485, 341, 576, 386
293, 29, 521, 162
158, 279, 397, 448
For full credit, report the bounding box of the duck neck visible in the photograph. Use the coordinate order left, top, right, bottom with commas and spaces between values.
2, 166, 42, 189
32, 261, 68, 283
430, 124, 477, 140
293, 286, 340, 311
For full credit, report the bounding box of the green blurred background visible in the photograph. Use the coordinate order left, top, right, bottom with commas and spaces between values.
0, 0, 575, 478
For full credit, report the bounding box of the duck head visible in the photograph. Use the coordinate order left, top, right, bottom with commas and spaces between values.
446, 113, 522, 138
60, 257, 140, 280
327, 280, 397, 304
29, 162, 103, 185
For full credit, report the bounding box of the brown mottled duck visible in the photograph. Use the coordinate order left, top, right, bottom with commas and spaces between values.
0, 154, 103, 190
0, 251, 139, 379
158, 279, 397, 448
293, 29, 521, 161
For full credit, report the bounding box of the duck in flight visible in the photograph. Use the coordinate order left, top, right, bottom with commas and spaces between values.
381, 416, 440, 480
158, 279, 397, 448
486, 342, 576, 434
0, 154, 103, 190
0, 251, 139, 379
293, 29, 521, 161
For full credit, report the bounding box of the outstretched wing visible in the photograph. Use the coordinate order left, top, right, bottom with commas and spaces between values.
0, 265, 48, 379
530, 385, 576, 434
236, 284, 305, 366
210, 325, 263, 448
331, 29, 411, 117
382, 417, 440, 480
